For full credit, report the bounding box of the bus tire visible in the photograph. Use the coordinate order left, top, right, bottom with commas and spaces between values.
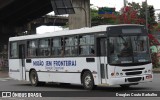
82, 71, 95, 90
29, 70, 40, 86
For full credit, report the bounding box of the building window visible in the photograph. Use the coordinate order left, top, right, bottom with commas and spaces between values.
79, 35, 95, 55
65, 36, 78, 56
10, 42, 18, 58
27, 40, 38, 57
51, 37, 63, 56
38, 39, 50, 57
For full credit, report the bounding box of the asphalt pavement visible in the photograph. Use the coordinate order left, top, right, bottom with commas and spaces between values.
0, 71, 160, 100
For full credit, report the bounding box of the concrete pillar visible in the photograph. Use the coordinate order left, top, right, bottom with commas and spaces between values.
69, 0, 91, 30
14, 23, 37, 35
27, 23, 37, 34
15, 26, 26, 36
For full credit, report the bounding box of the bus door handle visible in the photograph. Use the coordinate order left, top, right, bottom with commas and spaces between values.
26, 59, 32, 63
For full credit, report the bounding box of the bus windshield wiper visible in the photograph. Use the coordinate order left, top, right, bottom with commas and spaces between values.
119, 35, 126, 43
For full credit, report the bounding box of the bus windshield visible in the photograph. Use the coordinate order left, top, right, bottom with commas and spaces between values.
109, 36, 151, 65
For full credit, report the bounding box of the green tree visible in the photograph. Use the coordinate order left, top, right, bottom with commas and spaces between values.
121, 1, 157, 32
90, 6, 119, 26
119, 3, 145, 24
90, 7, 101, 26
141, 2, 157, 32
152, 23, 160, 32
128, 2, 141, 11
157, 13, 160, 21
148, 5, 157, 32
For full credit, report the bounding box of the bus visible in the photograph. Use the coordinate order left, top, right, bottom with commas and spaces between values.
9, 24, 153, 90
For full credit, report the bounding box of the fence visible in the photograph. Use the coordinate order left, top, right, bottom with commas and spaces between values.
0, 51, 8, 71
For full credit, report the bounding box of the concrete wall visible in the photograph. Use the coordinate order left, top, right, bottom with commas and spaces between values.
69, 0, 91, 30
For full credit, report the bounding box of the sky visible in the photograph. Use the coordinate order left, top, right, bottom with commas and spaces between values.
37, 0, 160, 34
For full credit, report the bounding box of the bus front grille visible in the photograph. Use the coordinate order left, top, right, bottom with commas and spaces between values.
127, 77, 142, 82
125, 71, 142, 75
122, 68, 145, 71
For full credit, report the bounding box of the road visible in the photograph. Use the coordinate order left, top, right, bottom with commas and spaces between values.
0, 74, 160, 100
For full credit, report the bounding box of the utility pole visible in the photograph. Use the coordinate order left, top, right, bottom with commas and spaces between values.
124, 0, 127, 7
145, 0, 148, 32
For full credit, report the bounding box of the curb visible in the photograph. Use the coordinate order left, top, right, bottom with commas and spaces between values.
0, 71, 9, 78
153, 68, 160, 73
153, 71, 160, 73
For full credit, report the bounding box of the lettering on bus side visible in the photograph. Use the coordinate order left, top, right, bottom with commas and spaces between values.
33, 60, 44, 66
32, 60, 77, 70
53, 60, 76, 67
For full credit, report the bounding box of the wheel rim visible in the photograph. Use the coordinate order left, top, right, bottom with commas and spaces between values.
31, 72, 37, 84
84, 75, 92, 88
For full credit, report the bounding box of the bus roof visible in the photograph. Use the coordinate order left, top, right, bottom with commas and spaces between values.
9, 24, 143, 41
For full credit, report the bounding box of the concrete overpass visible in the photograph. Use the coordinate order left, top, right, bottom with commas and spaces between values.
0, 0, 90, 50
33, 15, 68, 27
0, 0, 53, 50
0, 0, 53, 25
17, 15, 68, 35
0, 0, 91, 71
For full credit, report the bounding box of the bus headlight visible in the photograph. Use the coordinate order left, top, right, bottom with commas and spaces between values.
144, 70, 147, 73
116, 72, 119, 76
148, 69, 151, 73
144, 69, 151, 73
120, 73, 123, 76
111, 73, 114, 76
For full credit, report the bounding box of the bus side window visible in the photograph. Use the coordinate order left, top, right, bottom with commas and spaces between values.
60, 47, 64, 56
79, 35, 95, 56
64, 36, 78, 56
27, 40, 38, 57
10, 42, 18, 58
90, 46, 95, 55
51, 37, 64, 57
38, 39, 50, 57
99, 38, 107, 56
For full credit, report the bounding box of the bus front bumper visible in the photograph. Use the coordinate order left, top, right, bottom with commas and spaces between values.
107, 74, 153, 86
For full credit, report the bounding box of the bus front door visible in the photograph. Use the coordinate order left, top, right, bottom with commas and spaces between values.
98, 38, 108, 84
19, 44, 26, 80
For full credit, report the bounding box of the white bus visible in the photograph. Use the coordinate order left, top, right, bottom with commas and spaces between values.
9, 24, 153, 90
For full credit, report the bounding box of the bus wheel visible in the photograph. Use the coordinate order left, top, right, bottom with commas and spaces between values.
30, 70, 39, 86
82, 71, 95, 90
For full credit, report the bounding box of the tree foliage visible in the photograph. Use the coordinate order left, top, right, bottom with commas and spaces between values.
152, 23, 160, 32
119, 6, 145, 24
157, 13, 160, 21
91, 7, 119, 26
119, 1, 157, 33
90, 2, 157, 32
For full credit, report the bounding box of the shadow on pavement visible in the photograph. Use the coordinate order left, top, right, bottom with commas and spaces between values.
13, 82, 151, 92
